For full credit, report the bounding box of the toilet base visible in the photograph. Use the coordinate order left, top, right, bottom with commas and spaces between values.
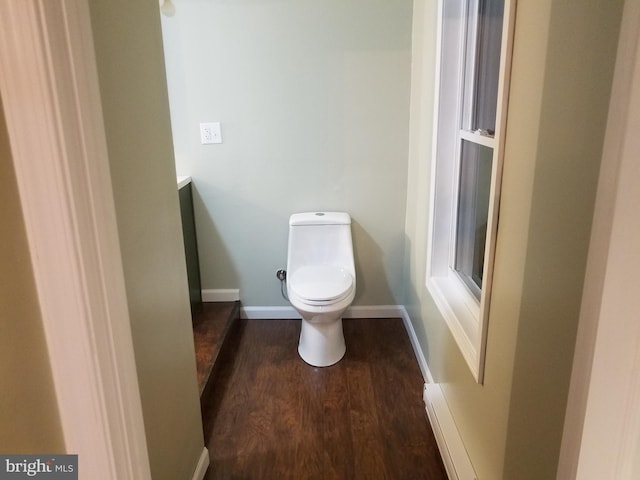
298, 317, 346, 367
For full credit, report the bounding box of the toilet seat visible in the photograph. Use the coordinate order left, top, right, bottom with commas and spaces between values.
289, 265, 354, 305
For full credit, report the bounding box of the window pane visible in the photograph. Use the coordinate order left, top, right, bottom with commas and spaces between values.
463, 0, 504, 134
455, 140, 493, 295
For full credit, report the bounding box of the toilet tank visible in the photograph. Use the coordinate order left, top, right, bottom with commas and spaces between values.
287, 212, 355, 276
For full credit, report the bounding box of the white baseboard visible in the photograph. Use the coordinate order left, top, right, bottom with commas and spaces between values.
240, 304, 406, 320
191, 447, 209, 480
423, 383, 476, 480
201, 289, 240, 302
240, 306, 298, 319
399, 306, 434, 383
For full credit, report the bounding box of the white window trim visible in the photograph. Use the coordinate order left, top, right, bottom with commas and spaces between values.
426, 0, 516, 383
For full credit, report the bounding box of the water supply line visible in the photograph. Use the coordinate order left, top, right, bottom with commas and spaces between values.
276, 269, 289, 302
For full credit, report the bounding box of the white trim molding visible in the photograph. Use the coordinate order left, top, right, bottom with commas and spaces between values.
240, 304, 407, 320
240, 306, 298, 319
424, 383, 477, 480
559, 1, 640, 478
191, 448, 210, 480
0, 1, 151, 478
202, 288, 240, 302
399, 307, 434, 384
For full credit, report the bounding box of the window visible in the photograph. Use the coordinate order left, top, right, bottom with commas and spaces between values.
426, 0, 514, 382
455, 139, 493, 298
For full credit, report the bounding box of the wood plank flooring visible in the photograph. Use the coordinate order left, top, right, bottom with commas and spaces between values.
192, 302, 239, 394
201, 318, 447, 479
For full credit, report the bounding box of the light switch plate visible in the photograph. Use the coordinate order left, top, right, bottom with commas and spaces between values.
200, 122, 222, 144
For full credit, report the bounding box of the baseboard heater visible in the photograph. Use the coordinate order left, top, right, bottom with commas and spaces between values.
423, 383, 477, 480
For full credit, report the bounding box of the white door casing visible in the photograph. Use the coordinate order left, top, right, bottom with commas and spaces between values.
558, 1, 640, 478
0, 1, 151, 478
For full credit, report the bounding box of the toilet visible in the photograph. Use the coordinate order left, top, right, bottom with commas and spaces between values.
286, 212, 356, 367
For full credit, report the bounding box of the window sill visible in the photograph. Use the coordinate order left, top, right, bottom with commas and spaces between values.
427, 274, 482, 382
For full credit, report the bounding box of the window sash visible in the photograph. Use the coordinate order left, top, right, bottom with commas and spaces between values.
451, 0, 504, 297
426, 0, 514, 383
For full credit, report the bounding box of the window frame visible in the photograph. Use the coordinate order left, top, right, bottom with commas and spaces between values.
426, 0, 515, 383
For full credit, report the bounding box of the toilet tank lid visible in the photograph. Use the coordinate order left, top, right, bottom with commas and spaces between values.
289, 212, 351, 226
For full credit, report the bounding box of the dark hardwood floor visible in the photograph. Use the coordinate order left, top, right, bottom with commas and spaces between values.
200, 317, 447, 480
192, 302, 239, 394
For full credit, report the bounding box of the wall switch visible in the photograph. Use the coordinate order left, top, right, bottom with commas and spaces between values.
200, 122, 222, 144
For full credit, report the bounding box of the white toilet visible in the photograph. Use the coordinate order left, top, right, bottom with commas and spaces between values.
286, 212, 356, 367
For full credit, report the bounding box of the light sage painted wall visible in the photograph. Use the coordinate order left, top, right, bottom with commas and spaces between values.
404, 1, 623, 478
161, 0, 413, 306
87, 1, 204, 478
0, 97, 65, 453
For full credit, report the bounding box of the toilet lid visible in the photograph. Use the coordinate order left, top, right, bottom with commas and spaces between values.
290, 266, 353, 302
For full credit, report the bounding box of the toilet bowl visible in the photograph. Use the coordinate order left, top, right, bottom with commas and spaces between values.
286, 212, 356, 367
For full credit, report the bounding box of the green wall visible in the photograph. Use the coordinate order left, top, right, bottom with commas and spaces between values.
161, 0, 413, 306
404, 0, 623, 478
0, 98, 65, 454
88, 1, 204, 478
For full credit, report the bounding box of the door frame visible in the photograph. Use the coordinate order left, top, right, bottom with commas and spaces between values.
0, 1, 151, 478
4, 0, 639, 478
558, 1, 640, 478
